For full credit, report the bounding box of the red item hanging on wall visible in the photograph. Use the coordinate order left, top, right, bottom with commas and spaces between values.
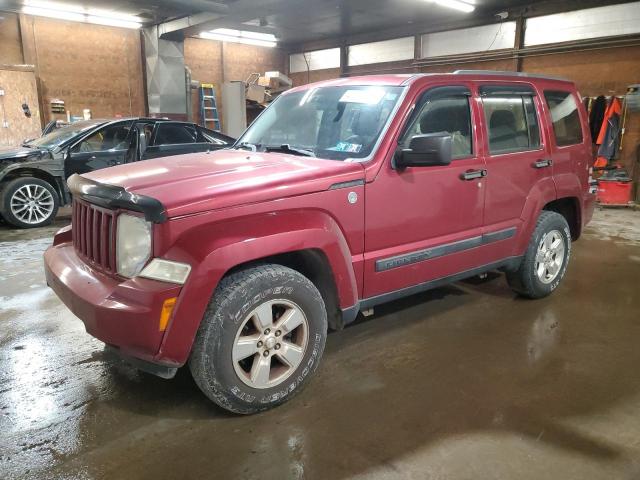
596, 97, 622, 144
594, 97, 623, 168
593, 157, 608, 168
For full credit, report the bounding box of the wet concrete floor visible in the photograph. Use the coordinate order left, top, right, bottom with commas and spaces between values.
1, 207, 640, 479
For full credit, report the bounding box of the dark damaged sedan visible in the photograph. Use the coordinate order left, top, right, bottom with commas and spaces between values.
0, 118, 234, 228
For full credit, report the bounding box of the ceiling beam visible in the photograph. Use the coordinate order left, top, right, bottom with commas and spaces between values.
158, 0, 289, 40
149, 0, 229, 15
158, 12, 221, 40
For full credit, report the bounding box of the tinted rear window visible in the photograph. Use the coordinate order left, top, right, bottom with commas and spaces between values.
154, 123, 198, 145
544, 91, 583, 146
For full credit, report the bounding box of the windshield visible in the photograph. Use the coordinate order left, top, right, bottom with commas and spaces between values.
237, 85, 404, 161
26, 120, 105, 150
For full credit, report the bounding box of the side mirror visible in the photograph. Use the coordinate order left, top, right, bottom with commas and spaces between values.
395, 132, 452, 168
138, 131, 148, 158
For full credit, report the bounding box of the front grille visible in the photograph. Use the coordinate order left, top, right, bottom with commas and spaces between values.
72, 199, 117, 273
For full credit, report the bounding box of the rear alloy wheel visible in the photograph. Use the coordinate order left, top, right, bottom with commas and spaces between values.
1, 178, 59, 229
507, 211, 571, 299
534, 230, 566, 285
190, 264, 327, 414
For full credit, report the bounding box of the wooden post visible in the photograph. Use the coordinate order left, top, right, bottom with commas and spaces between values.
414, 34, 422, 73
513, 16, 525, 72
340, 43, 348, 78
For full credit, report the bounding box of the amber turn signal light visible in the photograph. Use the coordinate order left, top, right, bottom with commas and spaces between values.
159, 297, 177, 331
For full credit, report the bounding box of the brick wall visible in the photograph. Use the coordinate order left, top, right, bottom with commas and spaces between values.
18, 15, 146, 123
0, 12, 23, 65
184, 37, 285, 129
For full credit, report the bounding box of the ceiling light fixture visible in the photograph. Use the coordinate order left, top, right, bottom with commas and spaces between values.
200, 28, 277, 47
430, 0, 475, 13
23, 0, 142, 29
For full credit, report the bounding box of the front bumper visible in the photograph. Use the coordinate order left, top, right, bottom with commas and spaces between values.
44, 241, 183, 369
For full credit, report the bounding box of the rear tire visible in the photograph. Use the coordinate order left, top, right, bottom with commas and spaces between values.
189, 264, 327, 414
0, 177, 59, 229
507, 211, 571, 299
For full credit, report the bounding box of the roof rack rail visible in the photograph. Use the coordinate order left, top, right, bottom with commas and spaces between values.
453, 70, 570, 82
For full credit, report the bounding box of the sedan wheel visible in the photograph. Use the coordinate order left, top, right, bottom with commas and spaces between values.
10, 184, 55, 226
0, 178, 59, 229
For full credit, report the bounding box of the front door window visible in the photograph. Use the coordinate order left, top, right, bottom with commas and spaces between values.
401, 94, 473, 159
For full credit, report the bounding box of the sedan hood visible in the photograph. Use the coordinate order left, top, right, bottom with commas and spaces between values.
0, 145, 48, 161
83, 150, 365, 218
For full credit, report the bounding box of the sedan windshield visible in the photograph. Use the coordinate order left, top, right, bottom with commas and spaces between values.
237, 85, 404, 161
26, 120, 105, 150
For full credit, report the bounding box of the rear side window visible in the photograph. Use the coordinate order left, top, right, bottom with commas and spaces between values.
154, 123, 198, 145
544, 91, 583, 146
482, 95, 541, 154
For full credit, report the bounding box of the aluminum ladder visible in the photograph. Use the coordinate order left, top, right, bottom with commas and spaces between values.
199, 83, 221, 131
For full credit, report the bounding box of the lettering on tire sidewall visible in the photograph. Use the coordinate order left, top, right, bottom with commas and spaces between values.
228, 285, 323, 405
229, 332, 322, 405
232, 285, 294, 325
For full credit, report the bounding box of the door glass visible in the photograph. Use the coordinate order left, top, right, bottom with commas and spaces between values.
199, 127, 226, 145
543, 91, 583, 146
154, 123, 198, 145
137, 123, 154, 145
401, 95, 472, 159
523, 96, 541, 147
483, 95, 541, 154
72, 122, 132, 153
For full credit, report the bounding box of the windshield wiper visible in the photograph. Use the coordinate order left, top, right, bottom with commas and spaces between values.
235, 142, 259, 152
264, 144, 315, 157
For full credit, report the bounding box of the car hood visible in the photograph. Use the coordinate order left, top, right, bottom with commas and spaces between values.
83, 149, 365, 218
0, 145, 49, 162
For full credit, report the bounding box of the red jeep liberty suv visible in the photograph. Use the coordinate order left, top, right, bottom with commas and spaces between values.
45, 71, 596, 414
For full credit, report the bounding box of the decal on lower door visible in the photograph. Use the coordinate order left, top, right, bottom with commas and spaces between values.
375, 227, 517, 272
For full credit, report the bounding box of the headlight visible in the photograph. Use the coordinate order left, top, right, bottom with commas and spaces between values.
139, 259, 191, 285
116, 213, 152, 278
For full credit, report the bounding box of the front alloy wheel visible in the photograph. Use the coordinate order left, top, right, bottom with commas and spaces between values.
1, 177, 59, 229
190, 264, 327, 414
233, 299, 309, 389
11, 184, 55, 226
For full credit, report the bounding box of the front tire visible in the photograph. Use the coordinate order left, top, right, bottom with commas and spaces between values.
507, 211, 571, 299
189, 264, 327, 414
0, 177, 59, 228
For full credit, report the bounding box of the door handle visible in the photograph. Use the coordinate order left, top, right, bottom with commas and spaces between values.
461, 169, 487, 181
533, 159, 553, 169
